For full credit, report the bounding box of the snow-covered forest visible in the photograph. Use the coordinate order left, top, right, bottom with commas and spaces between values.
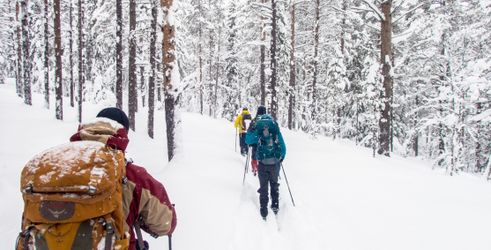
0, 0, 489, 175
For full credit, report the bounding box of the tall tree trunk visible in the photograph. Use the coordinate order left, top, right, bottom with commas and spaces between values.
198, 0, 204, 115
148, 0, 157, 138
259, 0, 266, 106
54, 0, 62, 119
413, 95, 419, 156
287, 0, 295, 130
377, 0, 392, 156
161, 0, 177, 161
208, 9, 214, 117
16, 1, 23, 97
213, 25, 221, 118
44, 0, 49, 108
78, 0, 84, 123
69, 0, 74, 107
269, 0, 278, 119
341, 0, 346, 54
311, 0, 320, 122
475, 101, 482, 172
128, 0, 137, 131
140, 66, 145, 107
85, 34, 92, 83
21, 0, 31, 105
116, 0, 123, 109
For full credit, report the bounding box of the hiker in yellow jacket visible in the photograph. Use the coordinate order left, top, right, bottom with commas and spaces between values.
234, 107, 252, 155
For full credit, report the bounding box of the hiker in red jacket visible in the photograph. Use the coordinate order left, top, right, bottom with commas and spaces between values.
70, 107, 177, 250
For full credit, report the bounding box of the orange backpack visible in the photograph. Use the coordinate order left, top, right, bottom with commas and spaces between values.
16, 141, 129, 250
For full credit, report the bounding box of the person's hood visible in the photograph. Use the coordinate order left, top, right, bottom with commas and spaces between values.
69, 118, 129, 151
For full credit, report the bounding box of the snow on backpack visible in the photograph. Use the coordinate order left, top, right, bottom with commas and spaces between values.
16, 141, 129, 250
254, 114, 281, 165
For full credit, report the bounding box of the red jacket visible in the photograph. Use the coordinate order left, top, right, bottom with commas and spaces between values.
70, 118, 177, 250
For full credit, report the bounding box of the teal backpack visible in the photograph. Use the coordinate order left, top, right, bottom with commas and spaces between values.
254, 115, 281, 164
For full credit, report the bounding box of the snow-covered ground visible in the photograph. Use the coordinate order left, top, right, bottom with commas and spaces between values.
1, 81, 491, 250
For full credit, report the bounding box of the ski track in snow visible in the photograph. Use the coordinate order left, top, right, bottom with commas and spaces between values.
227, 161, 324, 250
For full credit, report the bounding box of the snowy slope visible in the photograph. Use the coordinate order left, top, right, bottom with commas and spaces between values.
1, 82, 491, 250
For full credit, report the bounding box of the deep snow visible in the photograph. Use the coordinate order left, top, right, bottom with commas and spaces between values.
1, 82, 491, 250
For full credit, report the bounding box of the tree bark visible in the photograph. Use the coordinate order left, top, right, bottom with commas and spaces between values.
269, 0, 278, 119
148, 0, 157, 138
140, 66, 145, 107
287, 0, 296, 130
16, 1, 23, 97
161, 0, 177, 161
21, 0, 31, 105
69, 0, 74, 107
44, 0, 49, 108
116, 0, 123, 109
259, 0, 266, 106
377, 0, 392, 156
128, 0, 137, 131
54, 0, 62, 119
213, 25, 221, 118
198, 0, 204, 115
78, 0, 84, 123
311, 0, 320, 121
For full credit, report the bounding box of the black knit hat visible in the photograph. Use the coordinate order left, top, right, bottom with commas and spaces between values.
96, 107, 130, 131
256, 105, 266, 116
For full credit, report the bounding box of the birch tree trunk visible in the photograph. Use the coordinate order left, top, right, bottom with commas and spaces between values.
162, 0, 177, 161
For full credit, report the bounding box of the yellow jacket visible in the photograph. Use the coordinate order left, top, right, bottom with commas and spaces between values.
234, 110, 251, 133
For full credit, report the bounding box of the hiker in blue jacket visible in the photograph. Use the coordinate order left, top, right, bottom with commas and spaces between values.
246, 113, 286, 219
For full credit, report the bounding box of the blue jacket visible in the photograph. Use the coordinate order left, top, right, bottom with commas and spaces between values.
245, 123, 286, 161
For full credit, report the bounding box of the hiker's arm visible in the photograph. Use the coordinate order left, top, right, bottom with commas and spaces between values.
128, 165, 177, 236
234, 115, 240, 128
278, 132, 286, 160
139, 185, 176, 236
245, 131, 258, 145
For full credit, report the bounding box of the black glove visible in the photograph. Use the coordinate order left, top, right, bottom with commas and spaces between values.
135, 240, 149, 250
279, 158, 284, 163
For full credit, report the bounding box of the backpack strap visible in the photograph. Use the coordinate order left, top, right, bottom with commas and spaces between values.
72, 220, 93, 250
103, 216, 115, 250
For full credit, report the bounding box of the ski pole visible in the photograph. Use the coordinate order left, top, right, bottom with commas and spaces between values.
242, 148, 250, 185
168, 235, 172, 250
235, 129, 238, 152
281, 163, 296, 207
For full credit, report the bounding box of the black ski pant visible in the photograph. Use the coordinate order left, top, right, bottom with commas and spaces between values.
257, 162, 280, 209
